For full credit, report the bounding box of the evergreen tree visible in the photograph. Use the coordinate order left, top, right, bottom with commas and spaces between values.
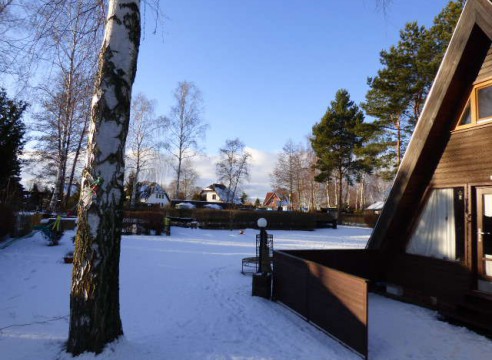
311, 89, 376, 210
0, 88, 27, 204
240, 192, 248, 204
363, 1, 463, 179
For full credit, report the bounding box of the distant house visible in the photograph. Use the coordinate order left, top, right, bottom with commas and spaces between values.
263, 192, 289, 210
137, 182, 170, 207
200, 184, 241, 204
365, 201, 384, 214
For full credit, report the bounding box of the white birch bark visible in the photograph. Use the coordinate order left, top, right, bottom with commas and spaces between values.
68, 0, 140, 355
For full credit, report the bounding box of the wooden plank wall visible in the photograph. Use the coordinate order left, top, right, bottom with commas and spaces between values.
475, 44, 492, 84
273, 251, 369, 359
432, 124, 492, 186
278, 249, 383, 281
386, 254, 472, 305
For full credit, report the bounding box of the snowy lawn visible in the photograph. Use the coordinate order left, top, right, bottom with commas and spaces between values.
0, 226, 491, 360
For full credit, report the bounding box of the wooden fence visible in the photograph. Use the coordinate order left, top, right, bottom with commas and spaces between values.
273, 250, 382, 359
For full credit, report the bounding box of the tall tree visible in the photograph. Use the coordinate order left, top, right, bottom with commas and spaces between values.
165, 160, 199, 200
0, 88, 27, 205
270, 139, 303, 210
311, 89, 376, 211
0, 0, 30, 82
67, 0, 141, 355
28, 0, 103, 211
126, 93, 159, 207
163, 81, 207, 199
216, 138, 251, 204
363, 1, 464, 179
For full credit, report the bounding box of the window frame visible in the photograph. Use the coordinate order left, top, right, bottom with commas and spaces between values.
456, 99, 473, 129
455, 79, 492, 130
476, 79, 492, 123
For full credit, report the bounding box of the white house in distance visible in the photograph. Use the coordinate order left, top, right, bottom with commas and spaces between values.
137, 181, 171, 207
200, 184, 241, 204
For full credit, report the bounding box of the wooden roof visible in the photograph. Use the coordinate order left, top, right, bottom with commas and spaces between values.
367, 0, 492, 251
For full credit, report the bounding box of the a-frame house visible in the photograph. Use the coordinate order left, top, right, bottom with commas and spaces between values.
368, 0, 492, 330
273, 2, 492, 356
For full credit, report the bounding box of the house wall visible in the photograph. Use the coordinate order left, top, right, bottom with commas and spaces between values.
475, 44, 492, 84
203, 192, 220, 202
379, 31, 492, 307
431, 124, 492, 186
142, 193, 170, 207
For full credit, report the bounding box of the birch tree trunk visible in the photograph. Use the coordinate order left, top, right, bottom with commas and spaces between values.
67, 0, 140, 355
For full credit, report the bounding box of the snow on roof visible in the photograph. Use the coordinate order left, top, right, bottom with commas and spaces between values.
202, 184, 242, 204
137, 181, 169, 201
366, 201, 385, 210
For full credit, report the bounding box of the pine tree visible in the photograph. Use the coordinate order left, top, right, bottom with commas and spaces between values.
363, 1, 464, 179
0, 88, 27, 204
311, 89, 376, 210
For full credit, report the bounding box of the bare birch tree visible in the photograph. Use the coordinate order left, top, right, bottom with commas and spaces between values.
270, 139, 303, 210
166, 159, 199, 199
67, 0, 141, 355
216, 138, 251, 204
162, 81, 207, 199
27, 0, 103, 211
126, 92, 159, 207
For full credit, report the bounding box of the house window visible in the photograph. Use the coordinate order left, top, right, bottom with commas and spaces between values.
458, 101, 472, 126
477, 84, 492, 121
455, 79, 492, 129
406, 187, 465, 261
212, 194, 216, 200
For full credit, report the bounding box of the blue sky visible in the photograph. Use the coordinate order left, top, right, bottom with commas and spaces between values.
133, 0, 451, 156
17, 0, 454, 199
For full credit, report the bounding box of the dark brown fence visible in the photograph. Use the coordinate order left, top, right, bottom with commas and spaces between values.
339, 213, 379, 228
273, 250, 382, 359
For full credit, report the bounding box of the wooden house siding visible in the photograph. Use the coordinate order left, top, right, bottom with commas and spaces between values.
432, 124, 492, 186
475, 45, 492, 84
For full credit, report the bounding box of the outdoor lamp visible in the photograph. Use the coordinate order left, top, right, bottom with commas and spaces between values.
257, 218, 269, 274
257, 218, 267, 229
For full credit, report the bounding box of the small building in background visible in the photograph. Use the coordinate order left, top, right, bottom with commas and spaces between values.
200, 184, 242, 205
263, 192, 290, 211
137, 182, 171, 207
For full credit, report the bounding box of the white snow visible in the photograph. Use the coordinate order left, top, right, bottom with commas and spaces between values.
0, 226, 491, 360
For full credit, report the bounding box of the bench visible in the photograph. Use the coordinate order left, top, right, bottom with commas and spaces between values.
242, 233, 274, 274
241, 256, 274, 274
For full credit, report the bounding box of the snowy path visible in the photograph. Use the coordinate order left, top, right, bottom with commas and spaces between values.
0, 227, 491, 359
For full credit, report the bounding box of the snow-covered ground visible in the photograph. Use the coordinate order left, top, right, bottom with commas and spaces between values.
0, 226, 491, 360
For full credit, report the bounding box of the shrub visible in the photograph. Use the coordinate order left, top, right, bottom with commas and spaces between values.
0, 204, 15, 239
123, 210, 166, 235
166, 208, 317, 230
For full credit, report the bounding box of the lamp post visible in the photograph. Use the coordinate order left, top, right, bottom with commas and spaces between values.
257, 217, 270, 274
252, 217, 272, 299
